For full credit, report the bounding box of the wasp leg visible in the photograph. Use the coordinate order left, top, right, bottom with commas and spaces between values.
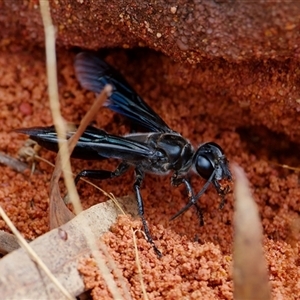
134, 167, 162, 258
170, 176, 204, 226
74, 162, 130, 185
180, 178, 204, 226
194, 203, 204, 226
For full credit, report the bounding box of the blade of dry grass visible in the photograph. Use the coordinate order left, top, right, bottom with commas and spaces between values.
269, 161, 300, 172
132, 229, 149, 300
68, 86, 112, 150
39, 1, 129, 299
48, 89, 111, 229
39, 0, 80, 225
232, 164, 271, 300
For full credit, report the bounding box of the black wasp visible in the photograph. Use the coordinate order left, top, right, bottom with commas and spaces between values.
17, 52, 232, 257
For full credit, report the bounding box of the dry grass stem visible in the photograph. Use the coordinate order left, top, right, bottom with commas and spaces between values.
68, 86, 112, 149
133, 229, 149, 300
233, 164, 271, 300
39, 0, 127, 298
39, 0, 81, 222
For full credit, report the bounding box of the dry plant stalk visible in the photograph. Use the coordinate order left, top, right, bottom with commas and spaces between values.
48, 89, 111, 229
39, 0, 81, 226
132, 229, 149, 300
233, 164, 271, 300
0, 0, 75, 297
39, 0, 128, 299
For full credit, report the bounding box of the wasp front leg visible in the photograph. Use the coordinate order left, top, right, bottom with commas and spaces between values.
171, 174, 204, 226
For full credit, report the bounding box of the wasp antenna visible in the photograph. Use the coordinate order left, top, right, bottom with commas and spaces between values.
170, 201, 194, 221
194, 169, 216, 201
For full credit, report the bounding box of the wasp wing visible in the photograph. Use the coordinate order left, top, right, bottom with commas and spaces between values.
75, 52, 172, 133
16, 126, 155, 162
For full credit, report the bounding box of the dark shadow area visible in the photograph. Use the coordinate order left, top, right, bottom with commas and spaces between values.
237, 125, 300, 170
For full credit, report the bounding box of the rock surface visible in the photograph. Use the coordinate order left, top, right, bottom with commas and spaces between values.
2, 1, 300, 142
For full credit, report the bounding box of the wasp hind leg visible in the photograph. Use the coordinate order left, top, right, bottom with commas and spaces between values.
64, 162, 130, 204
74, 162, 130, 185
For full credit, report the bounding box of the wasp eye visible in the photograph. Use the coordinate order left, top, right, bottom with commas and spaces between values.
195, 155, 214, 179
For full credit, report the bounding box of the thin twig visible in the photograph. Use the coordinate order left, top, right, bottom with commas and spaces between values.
39, 1, 127, 299
39, 0, 82, 215
68, 86, 112, 151
133, 229, 149, 300
269, 161, 300, 172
